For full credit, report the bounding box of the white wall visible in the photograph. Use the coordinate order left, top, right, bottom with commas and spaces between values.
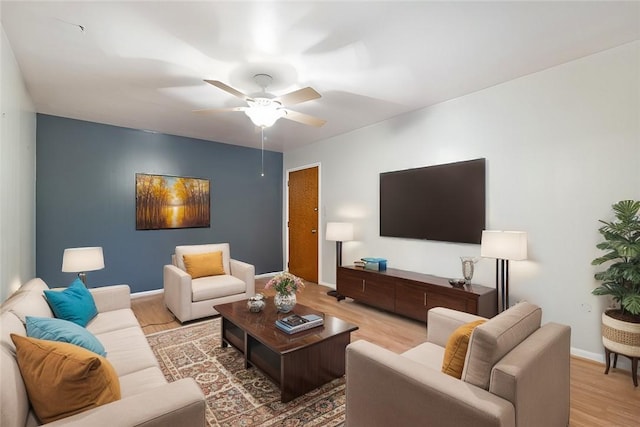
0, 25, 37, 302
285, 41, 640, 360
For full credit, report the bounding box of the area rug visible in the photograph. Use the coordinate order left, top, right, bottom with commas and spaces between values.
146, 319, 346, 426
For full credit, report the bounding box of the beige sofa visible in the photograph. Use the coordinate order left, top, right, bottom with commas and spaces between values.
345, 302, 571, 427
163, 243, 255, 322
1, 278, 206, 427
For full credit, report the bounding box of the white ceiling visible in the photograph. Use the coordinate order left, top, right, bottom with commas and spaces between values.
2, 1, 639, 152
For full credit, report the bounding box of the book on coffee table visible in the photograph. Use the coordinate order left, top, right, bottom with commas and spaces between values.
276, 314, 324, 334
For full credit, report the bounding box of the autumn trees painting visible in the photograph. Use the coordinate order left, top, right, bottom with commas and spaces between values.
136, 174, 210, 230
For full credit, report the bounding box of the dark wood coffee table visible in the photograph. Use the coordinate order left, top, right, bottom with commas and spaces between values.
214, 299, 358, 402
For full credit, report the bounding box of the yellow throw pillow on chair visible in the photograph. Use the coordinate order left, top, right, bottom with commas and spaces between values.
441, 319, 486, 379
182, 251, 225, 278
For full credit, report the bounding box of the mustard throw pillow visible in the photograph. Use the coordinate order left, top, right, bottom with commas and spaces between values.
10, 334, 121, 423
441, 319, 486, 379
183, 251, 225, 278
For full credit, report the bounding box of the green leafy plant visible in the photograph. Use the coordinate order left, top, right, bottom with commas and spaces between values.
591, 200, 640, 319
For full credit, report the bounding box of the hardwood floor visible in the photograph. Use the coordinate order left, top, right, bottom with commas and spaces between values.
132, 278, 639, 426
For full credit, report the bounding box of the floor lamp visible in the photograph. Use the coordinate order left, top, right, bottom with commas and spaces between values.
62, 247, 105, 286
480, 231, 527, 313
326, 222, 354, 297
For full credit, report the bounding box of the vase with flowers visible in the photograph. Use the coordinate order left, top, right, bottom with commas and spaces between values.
265, 272, 305, 313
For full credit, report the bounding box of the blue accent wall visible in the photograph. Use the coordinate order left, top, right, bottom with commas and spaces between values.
36, 114, 283, 293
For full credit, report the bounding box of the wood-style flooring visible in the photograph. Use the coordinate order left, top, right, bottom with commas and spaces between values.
131, 278, 639, 426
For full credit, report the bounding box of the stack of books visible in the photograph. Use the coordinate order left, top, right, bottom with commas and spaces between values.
275, 314, 324, 334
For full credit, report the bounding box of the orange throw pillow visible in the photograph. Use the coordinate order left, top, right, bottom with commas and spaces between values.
11, 334, 121, 423
183, 251, 225, 278
441, 319, 486, 379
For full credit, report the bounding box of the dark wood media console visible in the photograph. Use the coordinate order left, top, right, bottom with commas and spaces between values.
337, 266, 497, 321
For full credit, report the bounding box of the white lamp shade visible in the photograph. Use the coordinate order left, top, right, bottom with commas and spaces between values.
244, 101, 286, 128
326, 222, 354, 242
480, 231, 528, 260
62, 247, 105, 272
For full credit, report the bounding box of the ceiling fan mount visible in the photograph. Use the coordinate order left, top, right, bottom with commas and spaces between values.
194, 74, 326, 128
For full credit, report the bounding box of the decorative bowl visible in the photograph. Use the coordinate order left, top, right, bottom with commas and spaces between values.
448, 278, 467, 288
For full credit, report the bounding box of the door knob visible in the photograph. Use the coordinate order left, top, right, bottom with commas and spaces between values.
311, 229, 317, 233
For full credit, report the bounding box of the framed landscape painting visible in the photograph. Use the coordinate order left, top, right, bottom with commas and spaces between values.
136, 173, 210, 230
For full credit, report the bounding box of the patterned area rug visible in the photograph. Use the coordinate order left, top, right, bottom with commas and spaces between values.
146, 319, 346, 426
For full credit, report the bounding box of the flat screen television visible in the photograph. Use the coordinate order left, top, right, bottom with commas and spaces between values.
379, 158, 486, 244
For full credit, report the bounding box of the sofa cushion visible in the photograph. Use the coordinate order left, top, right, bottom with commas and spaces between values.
461, 302, 542, 390
1, 278, 53, 323
26, 316, 106, 357
441, 319, 486, 379
93, 326, 159, 376
118, 366, 168, 398
43, 278, 98, 327
1, 345, 30, 427
401, 341, 446, 369
86, 308, 141, 335
183, 251, 225, 279
175, 243, 231, 275
11, 334, 121, 424
191, 274, 246, 302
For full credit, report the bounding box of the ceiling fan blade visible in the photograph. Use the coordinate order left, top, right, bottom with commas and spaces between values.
204, 80, 251, 101
274, 87, 321, 106
282, 109, 326, 127
193, 106, 247, 114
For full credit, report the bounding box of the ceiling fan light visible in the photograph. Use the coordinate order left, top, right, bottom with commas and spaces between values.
245, 104, 286, 128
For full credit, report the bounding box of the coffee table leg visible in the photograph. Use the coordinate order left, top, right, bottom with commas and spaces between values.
220, 318, 228, 348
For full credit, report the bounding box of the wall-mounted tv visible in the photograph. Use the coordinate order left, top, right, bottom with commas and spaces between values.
380, 158, 486, 244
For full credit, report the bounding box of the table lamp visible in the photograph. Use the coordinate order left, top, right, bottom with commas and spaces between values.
62, 247, 105, 285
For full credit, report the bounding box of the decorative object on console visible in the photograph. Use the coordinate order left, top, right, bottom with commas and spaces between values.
480, 230, 528, 312
247, 293, 266, 313
265, 272, 305, 313
460, 256, 479, 284
362, 257, 387, 271
326, 222, 354, 297
61, 247, 104, 285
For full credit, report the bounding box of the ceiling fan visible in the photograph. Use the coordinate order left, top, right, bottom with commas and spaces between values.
194, 74, 326, 128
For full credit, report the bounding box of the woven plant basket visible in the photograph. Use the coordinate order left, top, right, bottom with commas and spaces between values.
602, 312, 640, 357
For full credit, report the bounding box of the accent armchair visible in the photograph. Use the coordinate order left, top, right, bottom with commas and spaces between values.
163, 243, 255, 323
345, 302, 571, 427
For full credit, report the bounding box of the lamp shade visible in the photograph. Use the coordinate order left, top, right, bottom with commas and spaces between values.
62, 247, 105, 273
244, 100, 286, 128
480, 231, 528, 261
326, 222, 354, 242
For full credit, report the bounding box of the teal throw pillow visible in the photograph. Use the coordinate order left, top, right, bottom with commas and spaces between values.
25, 316, 106, 357
43, 278, 98, 327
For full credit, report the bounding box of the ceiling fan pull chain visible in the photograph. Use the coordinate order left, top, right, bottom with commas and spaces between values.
261, 127, 265, 177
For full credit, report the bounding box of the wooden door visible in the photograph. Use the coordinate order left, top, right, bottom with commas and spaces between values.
288, 166, 318, 283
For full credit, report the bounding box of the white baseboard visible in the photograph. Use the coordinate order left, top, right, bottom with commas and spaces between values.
131, 288, 163, 299
131, 272, 280, 299
571, 347, 604, 364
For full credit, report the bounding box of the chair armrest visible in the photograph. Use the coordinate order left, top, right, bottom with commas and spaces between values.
427, 307, 487, 347
163, 265, 193, 323
89, 285, 131, 313
490, 323, 571, 427
229, 259, 255, 296
345, 340, 514, 427
44, 378, 205, 427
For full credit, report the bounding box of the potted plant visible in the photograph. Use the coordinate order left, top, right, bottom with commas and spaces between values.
591, 199, 640, 363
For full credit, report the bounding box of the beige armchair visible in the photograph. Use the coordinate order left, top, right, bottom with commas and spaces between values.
163, 243, 255, 322
345, 302, 571, 427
